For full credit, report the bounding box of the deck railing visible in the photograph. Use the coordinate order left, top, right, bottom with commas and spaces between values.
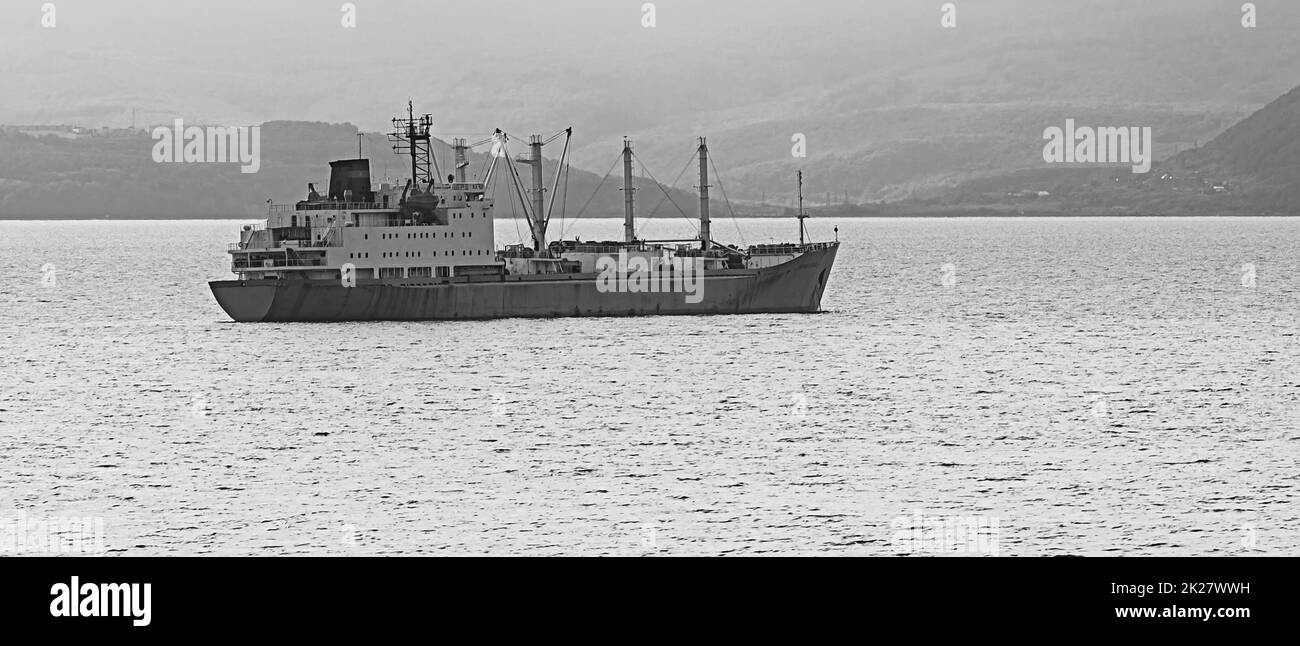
233, 257, 328, 269
746, 241, 837, 255
228, 238, 340, 251
270, 202, 396, 214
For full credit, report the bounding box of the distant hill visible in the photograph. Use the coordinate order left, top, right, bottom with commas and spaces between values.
0, 121, 713, 222
11, 91, 1300, 218
1161, 84, 1300, 212
914, 83, 1300, 215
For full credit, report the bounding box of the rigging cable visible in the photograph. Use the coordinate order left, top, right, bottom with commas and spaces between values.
556, 148, 573, 240
491, 132, 531, 245
502, 143, 538, 242
707, 152, 746, 249
506, 174, 524, 246
568, 152, 624, 224
634, 148, 699, 239
541, 128, 572, 234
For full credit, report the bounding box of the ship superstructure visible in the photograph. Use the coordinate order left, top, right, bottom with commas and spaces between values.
211, 104, 838, 322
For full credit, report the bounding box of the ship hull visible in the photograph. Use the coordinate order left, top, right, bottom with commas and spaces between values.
210, 244, 837, 322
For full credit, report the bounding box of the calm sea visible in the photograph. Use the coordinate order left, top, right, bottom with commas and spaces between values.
1, 217, 1296, 555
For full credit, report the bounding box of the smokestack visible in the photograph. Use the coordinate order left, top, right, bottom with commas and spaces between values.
327, 159, 373, 203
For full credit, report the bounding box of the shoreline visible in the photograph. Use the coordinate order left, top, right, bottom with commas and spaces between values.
3, 213, 1300, 222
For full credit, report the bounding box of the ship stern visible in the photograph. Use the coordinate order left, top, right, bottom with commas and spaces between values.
209, 280, 278, 322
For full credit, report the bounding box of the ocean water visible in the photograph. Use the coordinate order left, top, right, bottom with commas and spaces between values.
0, 217, 1296, 556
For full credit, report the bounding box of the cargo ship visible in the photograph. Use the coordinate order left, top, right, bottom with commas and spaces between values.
209, 104, 838, 322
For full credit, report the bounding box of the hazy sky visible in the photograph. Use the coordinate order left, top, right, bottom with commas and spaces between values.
6, 0, 1295, 127
4, 0, 1298, 193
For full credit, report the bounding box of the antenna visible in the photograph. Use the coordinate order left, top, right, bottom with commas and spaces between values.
389, 101, 436, 186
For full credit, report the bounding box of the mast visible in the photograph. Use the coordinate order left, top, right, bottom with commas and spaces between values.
529, 134, 547, 252
622, 138, 636, 243
698, 137, 711, 251
389, 101, 434, 188
453, 138, 468, 183
797, 169, 808, 246
406, 103, 418, 184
